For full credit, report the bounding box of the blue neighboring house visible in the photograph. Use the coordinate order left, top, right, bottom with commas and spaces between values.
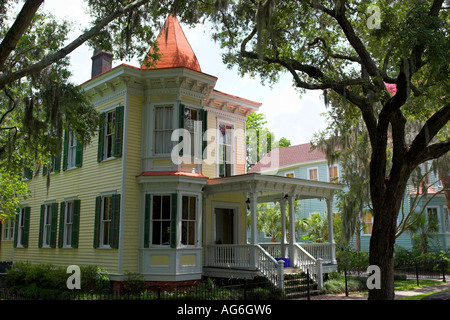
249, 142, 450, 252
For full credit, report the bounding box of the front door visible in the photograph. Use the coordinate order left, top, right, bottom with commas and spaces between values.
215, 208, 234, 244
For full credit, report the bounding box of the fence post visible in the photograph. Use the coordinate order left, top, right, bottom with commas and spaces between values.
306, 269, 310, 301
344, 267, 348, 297
415, 260, 419, 286
442, 259, 446, 283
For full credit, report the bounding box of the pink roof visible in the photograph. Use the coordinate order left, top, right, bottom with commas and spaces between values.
141, 15, 201, 72
248, 142, 326, 173
410, 183, 439, 195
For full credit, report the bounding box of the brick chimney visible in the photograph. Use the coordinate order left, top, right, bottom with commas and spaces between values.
91, 49, 112, 78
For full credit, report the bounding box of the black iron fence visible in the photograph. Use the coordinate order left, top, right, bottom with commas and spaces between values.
0, 276, 310, 301
394, 257, 448, 284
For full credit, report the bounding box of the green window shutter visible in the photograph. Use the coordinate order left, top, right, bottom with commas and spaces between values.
110, 194, 121, 249
170, 193, 178, 248
58, 202, 65, 248
97, 113, 105, 162
72, 199, 81, 248
22, 207, 31, 248
201, 109, 208, 157
75, 138, 83, 168
94, 196, 102, 248
50, 203, 58, 248
38, 204, 45, 248
114, 106, 124, 157
144, 194, 151, 248
26, 167, 33, 180
62, 130, 69, 171
53, 154, 61, 173
179, 104, 185, 157
13, 208, 19, 248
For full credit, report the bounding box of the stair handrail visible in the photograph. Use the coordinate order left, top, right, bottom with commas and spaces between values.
254, 244, 284, 290
293, 243, 323, 289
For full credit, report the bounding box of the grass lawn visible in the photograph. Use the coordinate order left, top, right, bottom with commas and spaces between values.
394, 279, 442, 291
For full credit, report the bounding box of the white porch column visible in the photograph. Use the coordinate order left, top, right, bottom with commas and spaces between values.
249, 192, 258, 269
279, 198, 287, 259
249, 192, 258, 245
326, 195, 337, 264
288, 195, 296, 267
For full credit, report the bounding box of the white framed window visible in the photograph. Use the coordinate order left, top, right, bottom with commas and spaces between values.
94, 194, 120, 249
285, 171, 295, 178
2, 218, 15, 241
151, 195, 172, 245
308, 167, 318, 181
181, 195, 197, 246
218, 122, 234, 178
105, 110, 116, 159
64, 201, 74, 247
361, 210, 373, 235
101, 195, 113, 248
184, 107, 200, 158
67, 131, 77, 169
426, 206, 440, 233
42, 204, 52, 248
329, 165, 339, 183
154, 105, 173, 154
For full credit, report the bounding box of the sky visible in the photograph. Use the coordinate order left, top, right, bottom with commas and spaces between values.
38, 0, 328, 146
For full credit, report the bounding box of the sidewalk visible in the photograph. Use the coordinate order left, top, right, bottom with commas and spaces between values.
304, 282, 450, 300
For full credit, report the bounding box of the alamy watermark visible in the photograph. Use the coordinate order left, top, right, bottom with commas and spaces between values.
367, 4, 381, 30
169, 123, 280, 173
66, 265, 81, 290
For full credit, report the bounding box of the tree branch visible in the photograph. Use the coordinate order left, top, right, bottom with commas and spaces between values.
0, 0, 153, 90
0, 0, 44, 69
311, 0, 383, 89
407, 102, 450, 167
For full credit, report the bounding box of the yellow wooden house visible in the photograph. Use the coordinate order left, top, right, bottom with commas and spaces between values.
1, 15, 342, 290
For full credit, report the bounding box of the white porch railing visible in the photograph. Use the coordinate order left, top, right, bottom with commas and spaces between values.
293, 244, 323, 289
259, 242, 334, 264
205, 243, 334, 290
205, 244, 284, 290
205, 244, 253, 269
298, 242, 335, 263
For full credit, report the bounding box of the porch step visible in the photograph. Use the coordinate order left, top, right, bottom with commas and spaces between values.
283, 267, 302, 275
283, 271, 319, 299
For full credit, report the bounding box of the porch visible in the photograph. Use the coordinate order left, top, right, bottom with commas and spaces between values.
203, 173, 343, 290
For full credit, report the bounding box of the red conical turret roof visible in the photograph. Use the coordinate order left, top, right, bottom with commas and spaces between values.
141, 15, 201, 72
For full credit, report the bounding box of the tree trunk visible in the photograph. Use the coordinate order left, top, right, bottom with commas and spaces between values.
368, 167, 409, 300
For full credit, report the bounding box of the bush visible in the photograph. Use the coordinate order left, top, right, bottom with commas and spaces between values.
322, 273, 367, 294
80, 265, 111, 293
5, 262, 67, 291
4, 262, 111, 296
122, 272, 146, 295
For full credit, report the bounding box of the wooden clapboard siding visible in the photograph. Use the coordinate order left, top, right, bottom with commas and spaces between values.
121, 93, 143, 273
12, 94, 125, 273
234, 120, 246, 175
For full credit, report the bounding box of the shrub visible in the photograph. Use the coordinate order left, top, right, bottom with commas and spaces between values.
4, 262, 111, 296
79, 265, 111, 293
5, 262, 67, 291
122, 272, 146, 295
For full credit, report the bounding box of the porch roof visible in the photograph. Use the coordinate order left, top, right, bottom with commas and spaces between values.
204, 172, 343, 202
